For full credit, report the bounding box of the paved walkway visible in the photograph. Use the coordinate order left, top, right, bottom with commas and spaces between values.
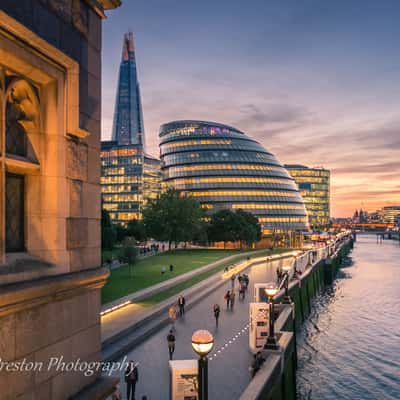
101, 249, 272, 343
106, 257, 294, 400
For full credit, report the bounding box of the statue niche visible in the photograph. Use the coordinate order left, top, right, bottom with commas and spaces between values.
5, 79, 39, 161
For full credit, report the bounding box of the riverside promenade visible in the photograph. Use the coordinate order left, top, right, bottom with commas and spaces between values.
101, 250, 297, 362
100, 245, 331, 399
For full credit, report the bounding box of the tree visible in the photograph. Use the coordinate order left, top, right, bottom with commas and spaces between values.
126, 219, 147, 242
101, 209, 116, 250
235, 209, 262, 247
207, 209, 262, 248
207, 209, 239, 248
119, 237, 138, 277
142, 189, 205, 250
115, 223, 129, 243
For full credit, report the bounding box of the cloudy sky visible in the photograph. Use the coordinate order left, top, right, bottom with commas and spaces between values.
102, 0, 400, 217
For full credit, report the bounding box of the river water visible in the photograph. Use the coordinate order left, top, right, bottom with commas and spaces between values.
296, 234, 400, 400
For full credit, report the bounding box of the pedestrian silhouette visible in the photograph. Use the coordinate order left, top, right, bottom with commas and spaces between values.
224, 290, 231, 309
230, 291, 236, 310
169, 305, 177, 331
124, 360, 139, 400
213, 304, 220, 327
167, 330, 176, 360
178, 295, 185, 316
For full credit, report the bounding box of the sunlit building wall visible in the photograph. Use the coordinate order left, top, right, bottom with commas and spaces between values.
143, 154, 162, 205
285, 165, 330, 229
160, 120, 309, 235
382, 206, 400, 224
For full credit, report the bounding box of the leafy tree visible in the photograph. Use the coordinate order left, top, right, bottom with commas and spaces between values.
207, 209, 239, 248
208, 209, 262, 248
235, 209, 262, 247
119, 238, 138, 277
126, 219, 147, 242
115, 223, 129, 243
101, 209, 116, 250
142, 189, 205, 250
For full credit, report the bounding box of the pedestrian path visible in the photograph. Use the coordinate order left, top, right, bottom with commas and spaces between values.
105, 256, 294, 399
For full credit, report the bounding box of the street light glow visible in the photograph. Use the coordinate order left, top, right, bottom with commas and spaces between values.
192, 330, 214, 357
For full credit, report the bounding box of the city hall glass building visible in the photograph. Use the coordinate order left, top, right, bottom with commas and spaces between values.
160, 121, 309, 235
101, 33, 161, 224
285, 165, 330, 229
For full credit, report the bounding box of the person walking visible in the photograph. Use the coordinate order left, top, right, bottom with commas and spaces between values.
239, 283, 246, 300
243, 274, 249, 289
125, 360, 139, 400
169, 305, 177, 331
230, 291, 236, 310
230, 274, 236, 289
178, 295, 185, 317
167, 330, 176, 360
224, 290, 231, 309
169, 264, 174, 272
213, 304, 221, 327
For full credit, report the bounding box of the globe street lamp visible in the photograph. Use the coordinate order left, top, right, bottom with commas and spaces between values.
281, 264, 292, 304
192, 330, 214, 400
264, 283, 279, 350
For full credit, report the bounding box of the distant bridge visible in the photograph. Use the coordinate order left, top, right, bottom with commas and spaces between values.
332, 223, 395, 231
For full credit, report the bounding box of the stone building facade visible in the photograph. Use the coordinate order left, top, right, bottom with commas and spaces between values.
0, 1, 121, 399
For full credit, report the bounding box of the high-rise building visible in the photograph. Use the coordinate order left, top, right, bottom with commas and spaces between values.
382, 206, 400, 224
112, 32, 145, 146
101, 32, 160, 224
0, 1, 120, 398
160, 120, 309, 236
285, 165, 330, 229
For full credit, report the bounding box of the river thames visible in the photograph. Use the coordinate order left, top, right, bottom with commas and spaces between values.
296, 234, 400, 399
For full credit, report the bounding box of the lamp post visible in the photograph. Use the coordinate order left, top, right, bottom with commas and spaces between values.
192, 330, 214, 400
281, 264, 292, 304
264, 283, 279, 350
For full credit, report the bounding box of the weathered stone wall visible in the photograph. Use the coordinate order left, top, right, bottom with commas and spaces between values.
0, 281, 103, 399
0, 1, 120, 398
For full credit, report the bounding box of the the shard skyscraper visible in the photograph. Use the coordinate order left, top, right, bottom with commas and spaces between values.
112, 32, 145, 147
101, 32, 160, 225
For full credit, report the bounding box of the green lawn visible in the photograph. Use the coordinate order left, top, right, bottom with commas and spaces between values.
137, 248, 289, 306
102, 249, 249, 304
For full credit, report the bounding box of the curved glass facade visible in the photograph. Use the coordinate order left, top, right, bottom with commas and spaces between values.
160, 120, 309, 234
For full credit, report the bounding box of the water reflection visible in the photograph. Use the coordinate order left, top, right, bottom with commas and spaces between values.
296, 235, 400, 400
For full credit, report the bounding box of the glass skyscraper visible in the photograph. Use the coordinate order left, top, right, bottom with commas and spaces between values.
160, 120, 309, 236
111, 32, 145, 147
101, 32, 161, 224
285, 165, 330, 229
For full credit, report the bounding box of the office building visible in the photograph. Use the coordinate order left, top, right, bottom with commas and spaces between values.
285, 165, 330, 229
160, 120, 309, 236
101, 32, 161, 224
382, 206, 400, 224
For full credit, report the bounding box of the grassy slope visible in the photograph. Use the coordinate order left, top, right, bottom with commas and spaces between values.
102, 249, 247, 304
137, 248, 288, 306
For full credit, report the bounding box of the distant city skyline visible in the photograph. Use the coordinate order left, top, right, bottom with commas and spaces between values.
101, 1, 400, 217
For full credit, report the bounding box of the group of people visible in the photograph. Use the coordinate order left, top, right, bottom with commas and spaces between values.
119, 269, 256, 399
138, 243, 160, 256
161, 264, 175, 274
166, 294, 186, 360
224, 289, 236, 309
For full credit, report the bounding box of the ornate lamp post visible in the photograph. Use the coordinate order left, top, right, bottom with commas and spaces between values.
192, 330, 214, 400
281, 264, 292, 304
264, 283, 279, 350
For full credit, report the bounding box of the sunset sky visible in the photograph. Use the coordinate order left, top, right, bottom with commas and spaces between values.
101, 0, 400, 217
